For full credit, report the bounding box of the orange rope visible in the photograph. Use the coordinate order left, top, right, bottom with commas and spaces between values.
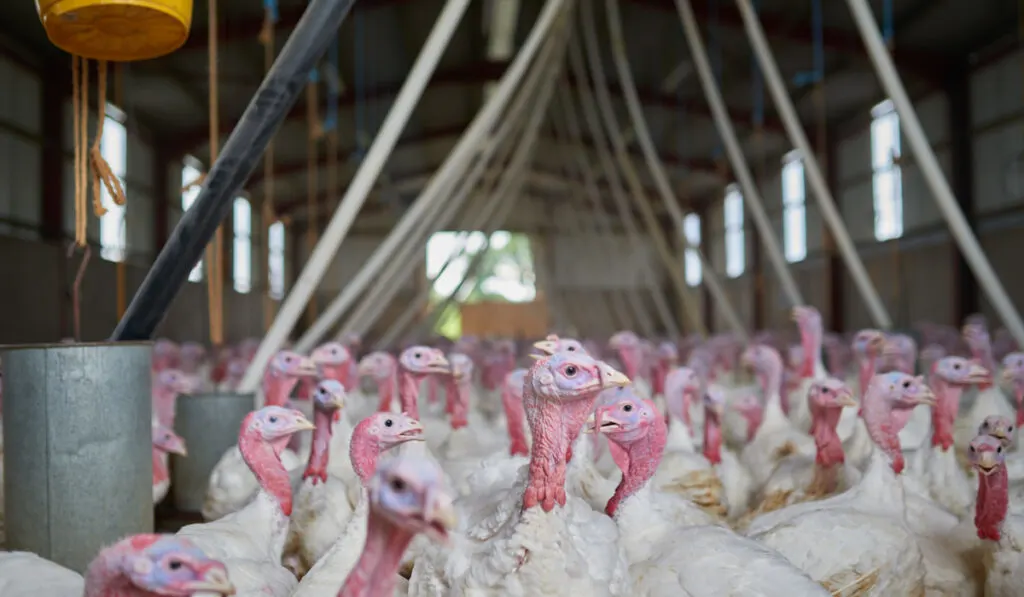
115, 63, 127, 317
89, 61, 126, 217
305, 80, 320, 320
71, 56, 87, 247
206, 0, 225, 346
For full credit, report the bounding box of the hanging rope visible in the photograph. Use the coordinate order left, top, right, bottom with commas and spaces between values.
206, 0, 225, 347
261, 0, 279, 332
115, 62, 127, 318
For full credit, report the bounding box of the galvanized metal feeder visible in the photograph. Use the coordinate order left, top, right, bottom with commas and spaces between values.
2, 341, 152, 573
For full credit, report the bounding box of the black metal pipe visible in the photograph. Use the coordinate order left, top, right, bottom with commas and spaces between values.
111, 0, 359, 341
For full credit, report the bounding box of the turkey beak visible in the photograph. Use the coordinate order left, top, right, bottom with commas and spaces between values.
328, 395, 346, 411
533, 339, 558, 355
909, 386, 936, 407
289, 414, 316, 433
882, 341, 902, 358
967, 363, 991, 386
975, 451, 999, 475
834, 387, 857, 409
297, 356, 319, 377
424, 488, 458, 543
185, 566, 235, 595
426, 353, 450, 375
597, 363, 630, 389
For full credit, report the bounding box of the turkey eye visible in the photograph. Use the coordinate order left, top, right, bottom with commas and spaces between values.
1010, 426, 1015, 432
385, 419, 393, 427
954, 363, 961, 369
390, 477, 406, 492
414, 352, 422, 359
970, 445, 976, 452
567, 346, 576, 351
623, 403, 633, 412
564, 365, 577, 377
902, 381, 911, 389
269, 416, 278, 423
168, 560, 182, 570
998, 446, 1004, 453
823, 387, 831, 394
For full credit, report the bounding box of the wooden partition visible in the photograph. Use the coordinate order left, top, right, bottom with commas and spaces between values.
460, 297, 549, 338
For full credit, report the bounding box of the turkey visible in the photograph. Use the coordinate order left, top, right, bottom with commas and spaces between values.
176, 406, 314, 597
407, 350, 633, 596
0, 534, 234, 597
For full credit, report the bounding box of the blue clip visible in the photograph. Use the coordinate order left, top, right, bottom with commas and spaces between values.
263, 0, 279, 23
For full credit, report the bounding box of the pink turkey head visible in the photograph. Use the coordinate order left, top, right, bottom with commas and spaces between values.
1000, 351, 1024, 386
242, 406, 314, 454
358, 351, 398, 381
156, 369, 198, 396
91, 535, 234, 596
589, 386, 660, 444
529, 352, 631, 402
448, 352, 474, 383
269, 350, 318, 378
851, 329, 886, 359
152, 339, 180, 372
969, 433, 1005, 477
312, 379, 346, 414
963, 323, 994, 364
368, 454, 457, 545
533, 334, 586, 356
808, 377, 857, 410
933, 356, 990, 386
311, 341, 351, 369
399, 346, 450, 376
152, 424, 187, 456
978, 414, 1015, 449
656, 341, 678, 364
359, 412, 424, 451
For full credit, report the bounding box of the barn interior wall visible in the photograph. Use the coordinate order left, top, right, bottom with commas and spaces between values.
4, 41, 1024, 344
0, 54, 264, 344
701, 48, 1024, 336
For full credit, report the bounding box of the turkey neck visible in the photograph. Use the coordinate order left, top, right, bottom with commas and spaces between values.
238, 428, 293, 516
336, 513, 415, 597
376, 370, 397, 412
450, 379, 471, 429
617, 347, 640, 381
398, 370, 422, 419
799, 321, 822, 379
861, 379, 905, 474
858, 354, 877, 402
426, 375, 441, 405
975, 464, 1009, 541
303, 408, 336, 482
83, 548, 158, 597
263, 372, 300, 407
501, 386, 529, 457
756, 360, 785, 420
702, 408, 722, 465
152, 383, 178, 428
606, 420, 667, 517
810, 403, 844, 468
1015, 383, 1024, 427
152, 448, 169, 486
928, 374, 959, 451
522, 367, 591, 511
349, 424, 385, 485
320, 362, 349, 386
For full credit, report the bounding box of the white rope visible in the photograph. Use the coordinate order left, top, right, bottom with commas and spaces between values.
345, 30, 567, 341
286, 0, 570, 357
240, 0, 473, 395
671, 0, 804, 309
734, 0, 890, 329
843, 0, 1024, 345
603, 0, 748, 340
576, 2, 707, 335
548, 90, 671, 336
